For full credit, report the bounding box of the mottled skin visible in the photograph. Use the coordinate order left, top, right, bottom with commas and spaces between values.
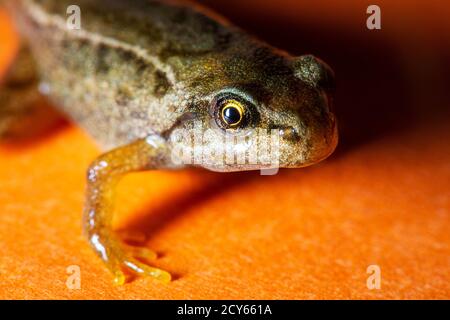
3, 0, 338, 283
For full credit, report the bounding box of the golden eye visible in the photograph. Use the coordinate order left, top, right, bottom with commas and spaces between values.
220, 99, 245, 127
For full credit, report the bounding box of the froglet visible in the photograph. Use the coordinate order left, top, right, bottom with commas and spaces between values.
2, 0, 338, 284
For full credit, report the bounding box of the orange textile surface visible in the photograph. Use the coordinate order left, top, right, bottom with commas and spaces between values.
0, 1, 449, 299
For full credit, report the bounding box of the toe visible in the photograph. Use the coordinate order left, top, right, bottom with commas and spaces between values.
123, 258, 172, 283
113, 270, 127, 286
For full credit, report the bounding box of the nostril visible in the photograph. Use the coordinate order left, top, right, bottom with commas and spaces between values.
279, 126, 299, 142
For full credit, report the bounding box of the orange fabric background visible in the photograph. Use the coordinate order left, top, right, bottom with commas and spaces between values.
0, 1, 449, 299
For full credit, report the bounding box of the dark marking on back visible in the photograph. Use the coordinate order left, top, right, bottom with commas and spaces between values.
153, 70, 170, 97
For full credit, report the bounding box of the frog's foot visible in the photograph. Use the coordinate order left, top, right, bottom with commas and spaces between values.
83, 137, 173, 284
114, 255, 171, 285
94, 234, 171, 285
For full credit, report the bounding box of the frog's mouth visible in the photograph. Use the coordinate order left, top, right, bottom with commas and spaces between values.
281, 114, 338, 169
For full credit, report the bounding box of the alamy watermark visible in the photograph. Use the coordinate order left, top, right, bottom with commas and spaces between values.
366, 5, 382, 30
65, 4, 382, 31
66, 265, 81, 290
168, 124, 281, 175
366, 264, 381, 290
66, 5, 81, 30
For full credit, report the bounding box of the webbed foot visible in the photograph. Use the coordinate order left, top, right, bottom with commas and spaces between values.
98, 233, 170, 285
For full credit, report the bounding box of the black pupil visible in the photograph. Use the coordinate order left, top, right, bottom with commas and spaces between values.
223, 106, 241, 125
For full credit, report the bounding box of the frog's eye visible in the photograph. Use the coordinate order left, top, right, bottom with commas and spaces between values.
220, 100, 244, 127
213, 97, 248, 129
212, 91, 260, 130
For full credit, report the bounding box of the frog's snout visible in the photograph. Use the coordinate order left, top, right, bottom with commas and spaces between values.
277, 85, 338, 167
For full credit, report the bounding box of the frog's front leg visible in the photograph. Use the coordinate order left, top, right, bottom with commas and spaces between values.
83, 135, 173, 285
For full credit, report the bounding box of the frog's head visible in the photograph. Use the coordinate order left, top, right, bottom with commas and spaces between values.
168, 48, 337, 172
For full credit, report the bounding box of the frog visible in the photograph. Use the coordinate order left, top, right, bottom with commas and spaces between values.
2, 0, 338, 284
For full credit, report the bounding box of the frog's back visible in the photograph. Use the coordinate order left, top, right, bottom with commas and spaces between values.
5, 0, 242, 149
